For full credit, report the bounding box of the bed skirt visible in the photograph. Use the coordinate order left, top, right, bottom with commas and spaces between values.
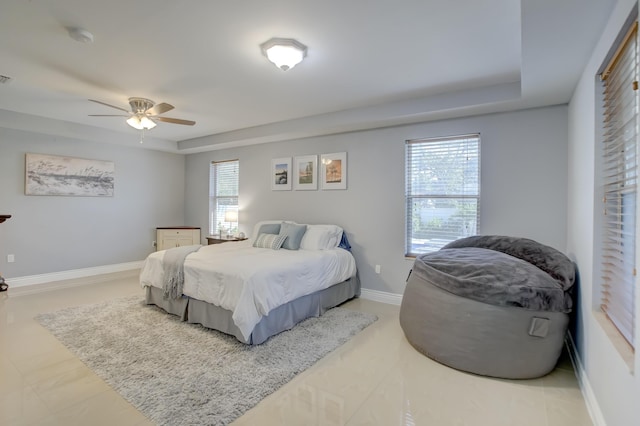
145, 275, 360, 344
144, 287, 189, 320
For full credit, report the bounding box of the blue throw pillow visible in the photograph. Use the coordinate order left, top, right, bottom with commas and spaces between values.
279, 223, 307, 250
258, 223, 281, 235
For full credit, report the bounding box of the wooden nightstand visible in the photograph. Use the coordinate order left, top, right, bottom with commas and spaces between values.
207, 235, 248, 245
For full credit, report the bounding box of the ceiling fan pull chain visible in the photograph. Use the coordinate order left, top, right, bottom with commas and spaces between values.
140, 128, 145, 144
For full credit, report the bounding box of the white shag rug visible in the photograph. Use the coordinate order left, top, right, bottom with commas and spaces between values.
36, 296, 377, 426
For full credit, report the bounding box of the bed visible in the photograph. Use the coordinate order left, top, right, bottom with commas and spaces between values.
140, 221, 359, 344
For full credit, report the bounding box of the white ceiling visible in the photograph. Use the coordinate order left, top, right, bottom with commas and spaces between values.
0, 0, 615, 153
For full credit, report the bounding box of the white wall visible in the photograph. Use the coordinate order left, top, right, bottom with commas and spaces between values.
567, 0, 640, 424
0, 127, 186, 278
185, 105, 568, 295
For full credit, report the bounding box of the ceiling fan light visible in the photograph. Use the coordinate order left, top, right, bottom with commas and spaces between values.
126, 115, 143, 130
260, 38, 307, 71
126, 115, 156, 130
139, 116, 157, 129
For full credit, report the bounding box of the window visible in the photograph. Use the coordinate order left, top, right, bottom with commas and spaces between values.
599, 19, 638, 348
405, 134, 480, 257
209, 160, 239, 236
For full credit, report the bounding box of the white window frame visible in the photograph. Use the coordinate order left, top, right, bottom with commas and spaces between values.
405, 134, 480, 257
209, 160, 239, 236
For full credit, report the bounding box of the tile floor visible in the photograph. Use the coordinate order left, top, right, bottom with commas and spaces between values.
0, 274, 592, 425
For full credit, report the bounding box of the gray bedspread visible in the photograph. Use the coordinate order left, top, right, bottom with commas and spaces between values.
413, 236, 575, 313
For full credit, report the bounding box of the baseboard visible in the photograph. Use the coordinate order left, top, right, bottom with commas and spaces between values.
6, 261, 144, 296
565, 333, 607, 426
360, 288, 403, 305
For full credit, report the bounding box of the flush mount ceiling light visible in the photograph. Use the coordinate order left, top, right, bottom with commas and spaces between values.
260, 38, 307, 71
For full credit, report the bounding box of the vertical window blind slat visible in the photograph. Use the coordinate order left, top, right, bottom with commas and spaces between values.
600, 21, 638, 348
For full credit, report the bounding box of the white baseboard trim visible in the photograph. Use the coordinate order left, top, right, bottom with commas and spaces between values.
565, 333, 607, 426
360, 288, 403, 305
7, 261, 144, 294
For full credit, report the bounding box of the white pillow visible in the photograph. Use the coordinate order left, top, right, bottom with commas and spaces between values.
299, 226, 331, 250
300, 224, 343, 250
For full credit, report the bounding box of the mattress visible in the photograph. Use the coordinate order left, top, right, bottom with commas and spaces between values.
140, 240, 356, 340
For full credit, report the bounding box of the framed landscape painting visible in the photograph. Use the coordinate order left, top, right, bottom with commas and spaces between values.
294, 155, 318, 190
271, 157, 292, 190
25, 153, 114, 196
321, 152, 347, 190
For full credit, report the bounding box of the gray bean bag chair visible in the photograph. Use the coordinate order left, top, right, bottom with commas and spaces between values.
399, 235, 575, 379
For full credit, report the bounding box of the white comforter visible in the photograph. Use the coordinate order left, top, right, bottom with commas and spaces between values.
139, 240, 357, 340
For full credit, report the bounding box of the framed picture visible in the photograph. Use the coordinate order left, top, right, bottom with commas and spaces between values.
25, 153, 114, 196
271, 157, 292, 190
293, 155, 318, 190
321, 152, 347, 190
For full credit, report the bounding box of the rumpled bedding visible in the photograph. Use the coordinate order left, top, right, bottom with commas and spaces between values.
140, 240, 357, 340
413, 236, 575, 313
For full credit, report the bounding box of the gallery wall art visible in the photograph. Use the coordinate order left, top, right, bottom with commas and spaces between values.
321, 152, 347, 190
293, 155, 318, 190
271, 157, 292, 191
271, 152, 347, 191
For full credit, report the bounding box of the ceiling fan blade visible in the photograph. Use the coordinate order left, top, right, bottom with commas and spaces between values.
88, 114, 129, 117
147, 102, 174, 116
155, 116, 196, 126
89, 99, 130, 113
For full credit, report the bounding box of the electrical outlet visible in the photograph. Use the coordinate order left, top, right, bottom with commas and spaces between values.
152, 241, 156, 248
7, 254, 15, 263
375, 264, 381, 274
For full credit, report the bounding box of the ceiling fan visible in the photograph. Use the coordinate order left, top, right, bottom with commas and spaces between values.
88, 97, 196, 130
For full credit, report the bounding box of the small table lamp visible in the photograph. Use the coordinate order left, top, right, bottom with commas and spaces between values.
224, 210, 238, 238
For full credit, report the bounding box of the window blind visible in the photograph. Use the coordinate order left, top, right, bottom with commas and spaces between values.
600, 21, 638, 348
209, 160, 239, 235
405, 134, 480, 257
